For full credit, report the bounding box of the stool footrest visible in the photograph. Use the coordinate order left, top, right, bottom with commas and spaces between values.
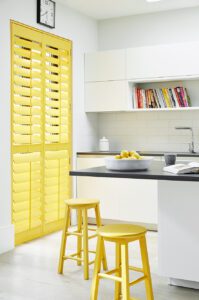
64, 254, 83, 262
129, 275, 146, 287
80, 249, 96, 254
88, 260, 95, 265
88, 234, 98, 240
88, 227, 97, 232
63, 252, 95, 266
98, 268, 122, 282
88, 250, 96, 254
129, 266, 144, 273
66, 231, 82, 237
98, 267, 146, 286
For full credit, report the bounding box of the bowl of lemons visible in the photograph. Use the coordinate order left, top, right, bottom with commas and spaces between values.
105, 150, 154, 171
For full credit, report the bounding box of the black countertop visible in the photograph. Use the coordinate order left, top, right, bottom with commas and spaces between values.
70, 161, 199, 182
77, 151, 199, 157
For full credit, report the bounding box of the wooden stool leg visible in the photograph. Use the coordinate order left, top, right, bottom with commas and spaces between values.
82, 208, 89, 280
121, 243, 130, 300
114, 242, 121, 300
90, 236, 103, 300
139, 236, 154, 300
95, 204, 108, 271
77, 208, 82, 266
58, 205, 70, 274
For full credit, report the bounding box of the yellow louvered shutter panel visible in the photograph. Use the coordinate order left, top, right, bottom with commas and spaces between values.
13, 27, 42, 146
43, 34, 71, 233
11, 21, 72, 245
13, 152, 42, 236
44, 35, 71, 145
44, 150, 70, 231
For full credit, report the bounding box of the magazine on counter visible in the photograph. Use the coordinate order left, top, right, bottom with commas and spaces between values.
163, 162, 199, 174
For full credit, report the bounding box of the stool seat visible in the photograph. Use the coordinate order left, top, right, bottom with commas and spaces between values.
65, 198, 99, 208
97, 224, 146, 238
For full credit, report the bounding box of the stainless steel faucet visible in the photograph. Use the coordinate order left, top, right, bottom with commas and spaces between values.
175, 127, 195, 153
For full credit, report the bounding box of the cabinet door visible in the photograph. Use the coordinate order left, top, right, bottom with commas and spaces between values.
118, 178, 158, 224
77, 157, 105, 169
76, 157, 158, 225
85, 80, 127, 112
85, 50, 125, 82
77, 175, 157, 225
126, 43, 199, 80
76, 158, 118, 220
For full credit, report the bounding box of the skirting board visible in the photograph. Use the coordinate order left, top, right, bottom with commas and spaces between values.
88, 217, 157, 231
0, 225, 14, 254
170, 278, 199, 290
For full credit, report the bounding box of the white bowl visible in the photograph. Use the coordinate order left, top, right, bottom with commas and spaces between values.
105, 156, 154, 171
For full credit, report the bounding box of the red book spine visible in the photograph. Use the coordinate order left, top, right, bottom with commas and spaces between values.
145, 90, 149, 108
174, 88, 182, 107
177, 87, 185, 107
137, 88, 142, 109
137, 88, 140, 108
180, 87, 188, 107
140, 89, 143, 108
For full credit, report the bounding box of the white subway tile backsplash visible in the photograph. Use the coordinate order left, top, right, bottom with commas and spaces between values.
168, 135, 191, 144
98, 111, 199, 152
193, 119, 199, 128
168, 119, 193, 128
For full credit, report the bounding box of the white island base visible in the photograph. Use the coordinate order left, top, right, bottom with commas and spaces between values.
158, 180, 199, 289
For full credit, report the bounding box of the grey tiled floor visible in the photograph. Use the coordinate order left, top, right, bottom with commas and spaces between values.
0, 231, 198, 300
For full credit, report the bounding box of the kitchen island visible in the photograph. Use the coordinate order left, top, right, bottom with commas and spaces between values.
70, 161, 199, 289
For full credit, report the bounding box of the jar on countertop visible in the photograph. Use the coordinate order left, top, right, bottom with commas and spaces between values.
99, 137, 109, 152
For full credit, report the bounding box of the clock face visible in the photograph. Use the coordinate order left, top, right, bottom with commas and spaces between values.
37, 0, 55, 28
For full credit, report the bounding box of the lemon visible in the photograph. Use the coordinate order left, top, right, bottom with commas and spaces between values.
120, 150, 129, 158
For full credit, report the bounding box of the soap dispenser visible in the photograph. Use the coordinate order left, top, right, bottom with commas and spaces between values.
99, 137, 109, 152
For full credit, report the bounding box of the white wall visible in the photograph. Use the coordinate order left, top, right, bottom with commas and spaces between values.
98, 7, 199, 50
98, 7, 199, 152
0, 0, 98, 253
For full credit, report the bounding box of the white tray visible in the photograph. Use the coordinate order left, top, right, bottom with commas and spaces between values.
105, 156, 154, 171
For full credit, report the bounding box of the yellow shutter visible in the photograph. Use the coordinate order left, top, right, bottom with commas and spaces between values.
12, 27, 42, 146
13, 152, 42, 236
43, 34, 71, 145
44, 150, 70, 232
11, 21, 72, 245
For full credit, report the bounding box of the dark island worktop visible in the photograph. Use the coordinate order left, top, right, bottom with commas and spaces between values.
70, 161, 199, 182
77, 151, 199, 157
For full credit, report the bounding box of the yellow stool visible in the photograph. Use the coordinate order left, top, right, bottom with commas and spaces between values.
58, 198, 107, 280
91, 224, 154, 300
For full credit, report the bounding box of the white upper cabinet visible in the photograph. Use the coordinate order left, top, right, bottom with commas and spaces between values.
85, 80, 127, 112
84, 42, 199, 112
85, 49, 126, 82
126, 42, 199, 80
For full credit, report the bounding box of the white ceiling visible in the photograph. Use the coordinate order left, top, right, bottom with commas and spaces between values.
57, 0, 199, 20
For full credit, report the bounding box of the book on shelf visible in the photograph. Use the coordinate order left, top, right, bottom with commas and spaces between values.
163, 162, 199, 174
133, 86, 191, 109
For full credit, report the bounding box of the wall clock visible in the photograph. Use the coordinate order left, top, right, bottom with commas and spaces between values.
37, 0, 56, 29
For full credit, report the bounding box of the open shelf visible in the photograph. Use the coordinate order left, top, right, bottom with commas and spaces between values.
125, 107, 199, 112
128, 77, 199, 111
